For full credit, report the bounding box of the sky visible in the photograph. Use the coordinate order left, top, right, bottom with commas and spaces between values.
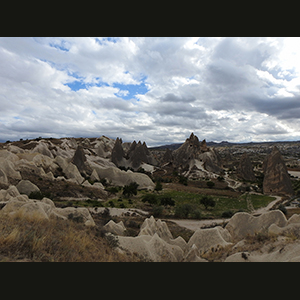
1, 37, 300, 146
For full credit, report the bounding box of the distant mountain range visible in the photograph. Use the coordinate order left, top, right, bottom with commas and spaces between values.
150, 140, 300, 150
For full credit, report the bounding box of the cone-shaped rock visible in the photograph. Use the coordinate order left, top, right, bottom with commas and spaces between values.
263, 146, 294, 196
237, 153, 256, 182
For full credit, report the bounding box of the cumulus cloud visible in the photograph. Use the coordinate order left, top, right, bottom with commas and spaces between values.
1, 37, 300, 145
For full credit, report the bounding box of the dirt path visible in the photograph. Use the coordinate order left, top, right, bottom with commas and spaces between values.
252, 195, 282, 216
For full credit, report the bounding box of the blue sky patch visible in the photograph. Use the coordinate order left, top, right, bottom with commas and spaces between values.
113, 78, 149, 100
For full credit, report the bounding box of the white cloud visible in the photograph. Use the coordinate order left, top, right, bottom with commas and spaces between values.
1, 37, 300, 145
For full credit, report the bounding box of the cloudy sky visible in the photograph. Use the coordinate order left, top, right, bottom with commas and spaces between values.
1, 37, 300, 146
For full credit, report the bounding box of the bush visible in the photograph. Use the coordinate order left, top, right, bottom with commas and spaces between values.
105, 186, 119, 194
29, 191, 51, 200
122, 182, 139, 198
159, 196, 175, 206
142, 194, 158, 205
200, 195, 216, 210
221, 210, 234, 218
178, 175, 188, 186
152, 206, 164, 217
154, 181, 163, 193
206, 181, 215, 188
174, 204, 193, 218
191, 209, 202, 219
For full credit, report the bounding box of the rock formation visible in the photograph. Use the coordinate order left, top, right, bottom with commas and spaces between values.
263, 146, 294, 196
111, 138, 125, 167
171, 133, 223, 177
111, 138, 157, 170
225, 210, 287, 241
0, 185, 95, 226
236, 153, 256, 182
71, 145, 87, 173
16, 180, 40, 196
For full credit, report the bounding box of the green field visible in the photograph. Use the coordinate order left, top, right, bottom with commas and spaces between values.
54, 188, 276, 220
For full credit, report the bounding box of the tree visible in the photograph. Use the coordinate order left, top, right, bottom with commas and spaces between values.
206, 181, 215, 188
178, 175, 188, 186
154, 181, 163, 193
122, 182, 139, 198
200, 195, 216, 210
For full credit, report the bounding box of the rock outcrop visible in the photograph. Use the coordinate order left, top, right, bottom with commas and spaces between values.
111, 138, 157, 170
117, 216, 187, 262
171, 133, 223, 177
0, 185, 95, 226
92, 166, 155, 190
225, 210, 287, 241
263, 146, 294, 196
103, 220, 126, 236
188, 226, 232, 253
16, 180, 40, 196
236, 153, 256, 182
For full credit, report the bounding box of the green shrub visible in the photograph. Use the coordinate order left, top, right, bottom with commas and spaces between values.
142, 194, 158, 205
174, 204, 193, 218
28, 191, 51, 200
154, 181, 163, 192
191, 209, 202, 219
152, 206, 164, 217
206, 181, 215, 188
159, 196, 175, 206
200, 195, 216, 210
221, 210, 234, 218
123, 182, 139, 198
178, 175, 188, 186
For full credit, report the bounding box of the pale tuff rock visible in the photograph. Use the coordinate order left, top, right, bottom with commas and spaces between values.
32, 141, 54, 158
225, 242, 300, 262
187, 226, 232, 254
16, 180, 40, 196
0, 158, 22, 180
1, 187, 95, 226
225, 210, 287, 241
54, 156, 84, 184
139, 215, 173, 241
0, 185, 20, 201
118, 234, 184, 262
103, 220, 126, 236
0, 169, 8, 185
93, 166, 155, 190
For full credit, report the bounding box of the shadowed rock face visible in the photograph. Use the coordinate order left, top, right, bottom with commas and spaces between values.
71, 145, 87, 173
111, 138, 125, 166
236, 153, 256, 182
111, 138, 157, 170
263, 146, 294, 196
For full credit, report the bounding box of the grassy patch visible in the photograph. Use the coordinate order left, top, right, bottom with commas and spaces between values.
138, 190, 276, 219
239, 194, 276, 210
0, 211, 140, 262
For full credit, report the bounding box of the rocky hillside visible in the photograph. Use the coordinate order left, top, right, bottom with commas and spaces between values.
0, 133, 299, 261
0, 136, 155, 195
